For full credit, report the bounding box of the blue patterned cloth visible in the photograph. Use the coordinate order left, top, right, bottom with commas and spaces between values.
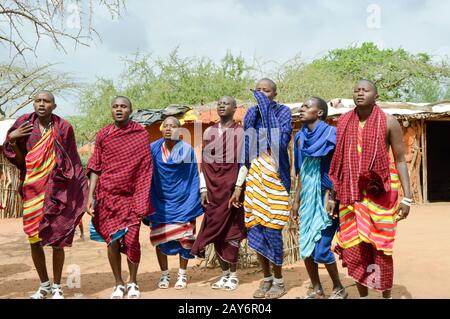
158, 241, 194, 260
310, 218, 339, 264
242, 90, 292, 192
299, 157, 333, 260
89, 220, 128, 244
247, 224, 283, 266
149, 138, 203, 224
294, 121, 336, 190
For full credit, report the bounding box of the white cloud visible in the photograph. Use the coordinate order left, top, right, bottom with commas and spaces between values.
1, 0, 448, 117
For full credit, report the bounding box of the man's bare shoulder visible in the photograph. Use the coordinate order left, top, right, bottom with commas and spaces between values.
386, 114, 400, 130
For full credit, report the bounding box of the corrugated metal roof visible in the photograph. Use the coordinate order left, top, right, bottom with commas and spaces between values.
288, 98, 450, 118
189, 99, 450, 124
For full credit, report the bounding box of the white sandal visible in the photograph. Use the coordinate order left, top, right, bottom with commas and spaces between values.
211, 275, 229, 289
51, 284, 64, 299
111, 284, 126, 299
158, 273, 170, 289
174, 273, 187, 290
223, 276, 239, 291
30, 283, 51, 299
127, 283, 140, 299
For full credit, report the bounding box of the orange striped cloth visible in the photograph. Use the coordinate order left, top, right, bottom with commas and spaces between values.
244, 152, 290, 230
22, 129, 56, 244
335, 122, 400, 255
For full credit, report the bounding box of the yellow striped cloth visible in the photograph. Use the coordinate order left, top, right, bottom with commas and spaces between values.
335, 165, 400, 255
22, 129, 56, 244
244, 152, 290, 230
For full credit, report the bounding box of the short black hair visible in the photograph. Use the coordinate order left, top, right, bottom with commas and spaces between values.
257, 78, 277, 92
111, 96, 132, 109
357, 79, 378, 94
220, 96, 237, 108
310, 96, 328, 120
163, 116, 181, 127
35, 90, 55, 103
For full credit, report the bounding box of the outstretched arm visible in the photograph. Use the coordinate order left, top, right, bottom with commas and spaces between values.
388, 115, 412, 221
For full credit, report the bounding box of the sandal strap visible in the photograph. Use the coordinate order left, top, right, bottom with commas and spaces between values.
31, 285, 51, 299
305, 290, 325, 299
175, 274, 188, 288
177, 274, 187, 281
265, 283, 287, 299
160, 274, 170, 281
224, 276, 239, 290
127, 282, 139, 290
111, 284, 126, 297
329, 288, 347, 299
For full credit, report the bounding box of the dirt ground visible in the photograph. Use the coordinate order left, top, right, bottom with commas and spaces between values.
0, 203, 449, 299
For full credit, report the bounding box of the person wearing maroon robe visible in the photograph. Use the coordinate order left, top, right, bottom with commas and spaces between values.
86, 96, 153, 299
192, 96, 246, 291
3, 90, 87, 299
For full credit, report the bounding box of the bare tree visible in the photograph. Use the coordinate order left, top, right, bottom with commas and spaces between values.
0, 0, 125, 59
0, 63, 79, 119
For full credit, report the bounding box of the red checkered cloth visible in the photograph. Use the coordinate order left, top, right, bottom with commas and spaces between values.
329, 105, 391, 205
87, 121, 153, 248
118, 224, 142, 264
3, 113, 88, 247
335, 242, 394, 292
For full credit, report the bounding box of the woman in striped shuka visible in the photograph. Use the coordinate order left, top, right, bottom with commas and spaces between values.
242, 79, 292, 300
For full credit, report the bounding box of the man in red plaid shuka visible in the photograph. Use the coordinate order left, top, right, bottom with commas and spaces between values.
86, 96, 153, 299
329, 80, 412, 299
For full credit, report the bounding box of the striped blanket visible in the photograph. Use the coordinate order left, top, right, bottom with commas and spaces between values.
22, 129, 56, 244
244, 152, 290, 230
150, 221, 196, 259
335, 122, 400, 255
299, 156, 332, 259
335, 164, 400, 255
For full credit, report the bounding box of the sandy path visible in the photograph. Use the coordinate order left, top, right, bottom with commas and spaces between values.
0, 204, 449, 299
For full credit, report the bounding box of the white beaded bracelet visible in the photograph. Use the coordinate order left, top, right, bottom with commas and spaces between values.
400, 198, 413, 207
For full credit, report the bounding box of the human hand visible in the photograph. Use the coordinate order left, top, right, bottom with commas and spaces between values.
395, 202, 410, 222
326, 200, 338, 219
86, 197, 95, 217
201, 191, 209, 207
290, 201, 300, 224
9, 121, 33, 142
228, 187, 243, 209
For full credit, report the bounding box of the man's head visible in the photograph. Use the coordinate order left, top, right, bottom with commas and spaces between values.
33, 90, 56, 119
161, 116, 181, 141
255, 78, 277, 101
299, 97, 328, 123
111, 96, 132, 124
353, 79, 379, 108
217, 96, 237, 119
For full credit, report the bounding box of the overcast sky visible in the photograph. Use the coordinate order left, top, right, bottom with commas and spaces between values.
3, 0, 450, 116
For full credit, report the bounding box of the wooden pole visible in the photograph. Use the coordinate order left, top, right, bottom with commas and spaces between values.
421, 120, 428, 203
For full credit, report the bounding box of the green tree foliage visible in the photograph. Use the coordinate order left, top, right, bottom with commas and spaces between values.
278, 42, 450, 103
74, 49, 255, 143
73, 43, 450, 144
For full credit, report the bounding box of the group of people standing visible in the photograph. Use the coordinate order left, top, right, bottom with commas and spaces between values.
2, 77, 411, 300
